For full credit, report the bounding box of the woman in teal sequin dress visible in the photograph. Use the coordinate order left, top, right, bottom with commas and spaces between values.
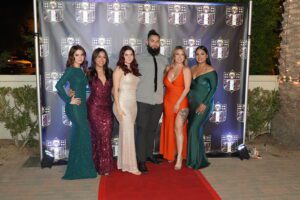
187, 46, 218, 169
55, 45, 97, 180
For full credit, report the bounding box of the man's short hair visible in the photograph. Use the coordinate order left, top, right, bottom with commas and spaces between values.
148, 29, 160, 39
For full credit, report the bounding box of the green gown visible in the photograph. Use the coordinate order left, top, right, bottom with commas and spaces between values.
186, 71, 218, 169
55, 67, 97, 180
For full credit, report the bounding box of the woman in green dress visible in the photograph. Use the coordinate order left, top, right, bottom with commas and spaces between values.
55, 45, 97, 179
187, 46, 218, 169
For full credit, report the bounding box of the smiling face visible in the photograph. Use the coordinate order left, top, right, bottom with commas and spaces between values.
73, 49, 85, 67
95, 51, 107, 68
124, 49, 134, 65
173, 48, 186, 65
195, 48, 208, 64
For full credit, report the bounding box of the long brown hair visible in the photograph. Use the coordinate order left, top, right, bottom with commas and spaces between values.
116, 45, 141, 76
66, 45, 88, 74
88, 48, 112, 82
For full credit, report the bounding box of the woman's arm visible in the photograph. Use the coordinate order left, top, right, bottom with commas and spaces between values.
112, 67, 125, 119
174, 67, 191, 113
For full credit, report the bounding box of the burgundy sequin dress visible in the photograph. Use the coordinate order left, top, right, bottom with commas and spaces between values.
87, 76, 113, 175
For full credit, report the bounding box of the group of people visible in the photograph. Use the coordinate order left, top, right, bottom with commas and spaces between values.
55, 29, 218, 180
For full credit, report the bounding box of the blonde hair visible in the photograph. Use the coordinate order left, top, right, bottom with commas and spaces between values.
171, 46, 188, 66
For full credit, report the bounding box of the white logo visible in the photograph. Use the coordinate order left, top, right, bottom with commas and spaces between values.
46, 137, 67, 160
209, 102, 227, 124
221, 134, 239, 153
237, 104, 245, 123
92, 36, 112, 56
204, 135, 211, 152
107, 2, 127, 24
62, 106, 72, 127
45, 72, 63, 93
160, 38, 172, 56
42, 106, 51, 127
211, 39, 229, 60
43, 0, 64, 23
138, 4, 158, 25
39, 37, 49, 57
223, 70, 240, 93
239, 40, 248, 59
226, 6, 244, 27
197, 5, 215, 27
75, 2, 96, 24
183, 37, 201, 58
123, 37, 143, 55
168, 4, 187, 25
61, 37, 80, 57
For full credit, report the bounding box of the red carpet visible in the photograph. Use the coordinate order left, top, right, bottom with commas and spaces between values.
98, 161, 221, 200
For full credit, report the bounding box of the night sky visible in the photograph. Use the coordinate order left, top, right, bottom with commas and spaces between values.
0, 0, 33, 53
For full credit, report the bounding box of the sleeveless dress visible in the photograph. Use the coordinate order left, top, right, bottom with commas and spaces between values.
160, 68, 188, 161
55, 67, 97, 180
87, 76, 113, 175
113, 72, 140, 172
186, 71, 218, 169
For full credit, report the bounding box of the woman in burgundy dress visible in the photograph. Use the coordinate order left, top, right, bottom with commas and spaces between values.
87, 48, 114, 175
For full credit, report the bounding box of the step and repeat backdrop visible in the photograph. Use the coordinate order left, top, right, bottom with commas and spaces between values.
38, 0, 249, 161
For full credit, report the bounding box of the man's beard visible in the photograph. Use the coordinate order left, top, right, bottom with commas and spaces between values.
147, 45, 160, 56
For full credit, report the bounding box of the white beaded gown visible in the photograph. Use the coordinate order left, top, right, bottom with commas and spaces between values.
113, 72, 140, 172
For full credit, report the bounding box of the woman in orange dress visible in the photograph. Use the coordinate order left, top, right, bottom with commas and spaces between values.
160, 46, 191, 170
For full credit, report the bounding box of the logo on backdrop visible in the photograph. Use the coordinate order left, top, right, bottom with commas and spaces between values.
39, 37, 49, 58
211, 39, 229, 60
107, 2, 127, 24
45, 72, 63, 93
168, 4, 187, 25
43, 0, 64, 23
160, 38, 172, 56
197, 5, 215, 27
204, 135, 211, 152
237, 104, 245, 123
183, 37, 201, 59
46, 137, 67, 160
226, 6, 244, 27
62, 106, 72, 127
92, 36, 112, 56
138, 4, 158, 25
123, 38, 143, 55
223, 70, 240, 93
75, 2, 96, 25
61, 37, 80, 57
42, 106, 51, 127
209, 102, 227, 124
239, 40, 248, 60
221, 134, 239, 153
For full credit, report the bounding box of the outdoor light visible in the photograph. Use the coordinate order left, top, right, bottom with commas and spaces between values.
237, 144, 250, 160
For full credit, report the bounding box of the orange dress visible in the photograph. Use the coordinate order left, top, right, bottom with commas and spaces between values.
160, 68, 188, 161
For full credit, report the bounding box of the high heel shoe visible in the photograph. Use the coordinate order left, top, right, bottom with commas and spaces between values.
130, 170, 141, 175
174, 157, 182, 170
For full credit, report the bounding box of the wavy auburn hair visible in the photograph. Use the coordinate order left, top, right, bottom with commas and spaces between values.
116, 45, 141, 76
66, 45, 88, 73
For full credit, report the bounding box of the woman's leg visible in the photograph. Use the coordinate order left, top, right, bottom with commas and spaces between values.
174, 108, 189, 170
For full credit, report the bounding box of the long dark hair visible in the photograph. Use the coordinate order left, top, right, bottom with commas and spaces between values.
66, 45, 88, 73
88, 48, 112, 82
116, 45, 141, 76
195, 45, 212, 65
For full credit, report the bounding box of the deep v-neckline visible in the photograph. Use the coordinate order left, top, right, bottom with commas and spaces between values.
167, 67, 183, 83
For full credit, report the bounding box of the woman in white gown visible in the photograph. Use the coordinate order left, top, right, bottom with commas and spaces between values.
113, 46, 141, 175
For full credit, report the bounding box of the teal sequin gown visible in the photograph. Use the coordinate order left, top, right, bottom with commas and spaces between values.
55, 67, 97, 180
187, 71, 218, 169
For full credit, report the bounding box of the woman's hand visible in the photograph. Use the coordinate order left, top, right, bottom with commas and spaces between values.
68, 89, 75, 97
196, 103, 206, 114
117, 106, 126, 120
70, 95, 81, 105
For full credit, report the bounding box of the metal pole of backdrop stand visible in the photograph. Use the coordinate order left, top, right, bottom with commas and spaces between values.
33, 0, 43, 160
243, 0, 253, 144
